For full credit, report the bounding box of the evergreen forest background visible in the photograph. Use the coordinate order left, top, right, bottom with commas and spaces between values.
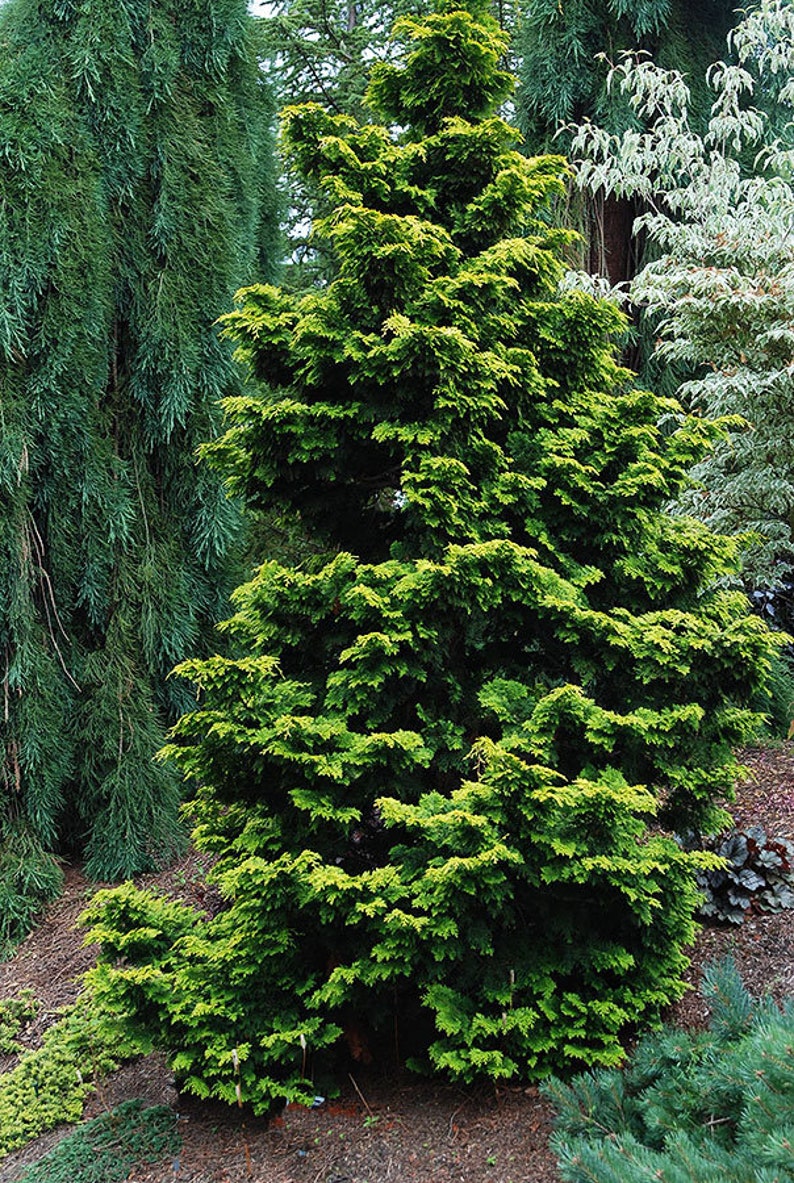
2, 0, 794, 1155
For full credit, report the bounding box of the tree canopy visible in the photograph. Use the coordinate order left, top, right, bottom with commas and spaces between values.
516, 0, 736, 146
515, 0, 737, 285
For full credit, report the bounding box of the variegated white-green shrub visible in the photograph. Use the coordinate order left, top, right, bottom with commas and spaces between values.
569, 0, 794, 591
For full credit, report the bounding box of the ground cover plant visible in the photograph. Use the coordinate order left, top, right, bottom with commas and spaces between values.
12, 1100, 179, 1183
0, 993, 136, 1158
0, 991, 37, 1056
545, 959, 794, 1182
82, 0, 779, 1114
691, 824, 794, 925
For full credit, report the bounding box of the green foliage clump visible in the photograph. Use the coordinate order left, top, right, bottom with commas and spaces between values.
15, 1100, 179, 1183
0, 829, 63, 959
0, 991, 38, 1056
83, 2, 778, 1112
545, 960, 794, 1183
0, 0, 278, 891
0, 993, 142, 1159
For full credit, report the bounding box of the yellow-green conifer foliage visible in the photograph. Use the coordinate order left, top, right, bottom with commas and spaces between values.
0, 0, 277, 914
85, 1, 778, 1108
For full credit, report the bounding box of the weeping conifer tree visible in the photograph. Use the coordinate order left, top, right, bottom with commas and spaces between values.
517, 0, 735, 140
0, 0, 277, 919
84, 1, 778, 1107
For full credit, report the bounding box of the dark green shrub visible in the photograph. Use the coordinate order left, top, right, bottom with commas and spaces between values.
83, 1, 777, 1113
0, 828, 63, 959
545, 960, 794, 1183
14, 1100, 179, 1183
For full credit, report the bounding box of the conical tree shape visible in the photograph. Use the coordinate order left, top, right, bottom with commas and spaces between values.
0, 0, 278, 907
84, 2, 778, 1108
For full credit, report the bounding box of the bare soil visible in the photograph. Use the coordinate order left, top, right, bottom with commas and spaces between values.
1, 745, 793, 1183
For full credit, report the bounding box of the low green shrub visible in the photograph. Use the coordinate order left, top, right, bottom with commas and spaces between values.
0, 991, 38, 1055
544, 960, 794, 1182
0, 992, 144, 1159
0, 829, 63, 959
13, 1099, 180, 1183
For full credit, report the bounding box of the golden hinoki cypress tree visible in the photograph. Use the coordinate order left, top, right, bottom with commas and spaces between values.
85, 0, 778, 1106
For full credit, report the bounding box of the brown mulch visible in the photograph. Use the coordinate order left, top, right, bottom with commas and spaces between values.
1, 746, 793, 1183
